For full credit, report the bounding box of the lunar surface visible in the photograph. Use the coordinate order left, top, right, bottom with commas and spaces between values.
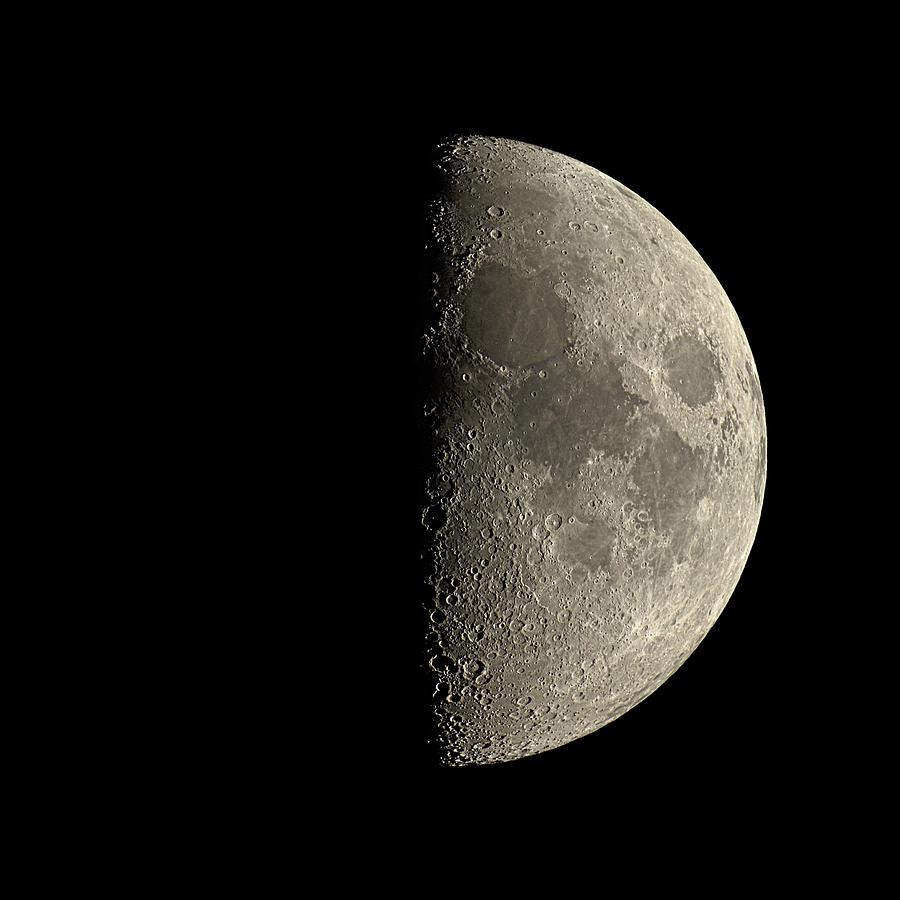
420, 135, 766, 766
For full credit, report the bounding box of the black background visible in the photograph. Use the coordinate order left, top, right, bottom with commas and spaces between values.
23, 30, 888, 868
331, 84, 877, 813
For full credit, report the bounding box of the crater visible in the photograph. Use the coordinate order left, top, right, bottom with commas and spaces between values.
663, 333, 721, 407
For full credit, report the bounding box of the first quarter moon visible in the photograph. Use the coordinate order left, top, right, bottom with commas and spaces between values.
420, 135, 766, 766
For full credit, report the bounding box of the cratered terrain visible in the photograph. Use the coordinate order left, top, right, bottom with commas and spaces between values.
420, 135, 766, 766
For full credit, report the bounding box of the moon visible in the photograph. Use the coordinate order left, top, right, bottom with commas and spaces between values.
420, 135, 766, 766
